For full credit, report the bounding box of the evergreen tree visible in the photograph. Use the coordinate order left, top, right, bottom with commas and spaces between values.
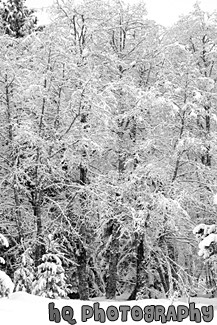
32, 236, 68, 298
0, 234, 14, 297
0, 233, 8, 271
193, 224, 217, 297
14, 248, 35, 293
0, 0, 37, 37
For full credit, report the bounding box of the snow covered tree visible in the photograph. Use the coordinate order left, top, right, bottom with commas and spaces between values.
32, 236, 68, 298
0, 0, 37, 37
193, 224, 217, 259
0, 233, 9, 263
14, 248, 35, 293
32, 253, 67, 298
144, 4, 217, 298
193, 223, 217, 296
1, 0, 217, 303
0, 270, 14, 297
0, 234, 14, 297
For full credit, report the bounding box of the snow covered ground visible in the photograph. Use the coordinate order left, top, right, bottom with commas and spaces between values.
0, 292, 216, 324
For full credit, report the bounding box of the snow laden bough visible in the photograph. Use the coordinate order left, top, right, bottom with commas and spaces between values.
0, 270, 14, 298
193, 224, 217, 259
14, 248, 35, 293
0, 234, 14, 297
32, 253, 67, 298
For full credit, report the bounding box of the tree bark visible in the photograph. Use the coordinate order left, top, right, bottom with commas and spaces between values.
75, 161, 90, 300
128, 234, 149, 300
34, 204, 45, 266
76, 239, 89, 300
106, 220, 120, 299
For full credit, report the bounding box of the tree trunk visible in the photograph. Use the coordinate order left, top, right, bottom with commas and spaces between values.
5, 75, 24, 244
106, 220, 120, 299
200, 104, 211, 167
76, 239, 89, 300
75, 162, 90, 300
13, 182, 23, 243
89, 257, 105, 294
34, 204, 45, 266
128, 237, 143, 300
128, 234, 149, 300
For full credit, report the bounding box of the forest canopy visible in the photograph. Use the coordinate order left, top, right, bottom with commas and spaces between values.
0, 0, 217, 300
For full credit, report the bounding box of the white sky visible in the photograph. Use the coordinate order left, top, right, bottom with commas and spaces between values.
25, 0, 217, 26
145, 0, 217, 25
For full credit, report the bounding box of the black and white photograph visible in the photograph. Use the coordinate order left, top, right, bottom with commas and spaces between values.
0, 0, 217, 323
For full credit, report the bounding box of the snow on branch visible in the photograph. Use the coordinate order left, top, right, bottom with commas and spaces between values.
0, 234, 9, 248
199, 234, 217, 250
213, 193, 217, 205
0, 270, 14, 297
193, 223, 206, 235
0, 257, 5, 264
193, 223, 217, 259
205, 224, 217, 236
0, 233, 14, 297
193, 223, 217, 240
